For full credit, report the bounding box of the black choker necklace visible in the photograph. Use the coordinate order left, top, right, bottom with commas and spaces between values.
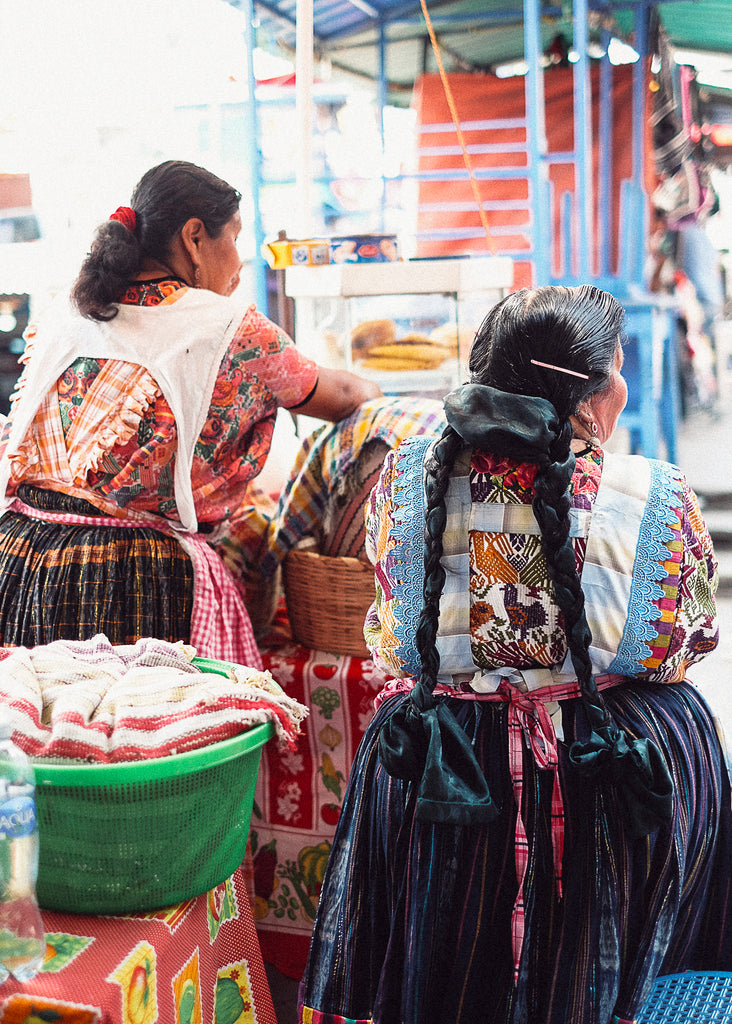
572, 439, 600, 457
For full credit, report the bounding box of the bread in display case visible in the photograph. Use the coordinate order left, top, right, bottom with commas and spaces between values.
285, 257, 514, 399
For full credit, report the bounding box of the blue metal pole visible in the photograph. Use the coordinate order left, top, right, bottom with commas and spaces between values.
523, 0, 548, 286
631, 1, 650, 285
242, 0, 267, 313
598, 27, 613, 281
572, 0, 592, 280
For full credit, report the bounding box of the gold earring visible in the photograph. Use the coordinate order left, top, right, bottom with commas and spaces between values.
194, 265, 201, 286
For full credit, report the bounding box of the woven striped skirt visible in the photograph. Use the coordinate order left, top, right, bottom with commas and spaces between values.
299, 679, 732, 1024
0, 486, 194, 647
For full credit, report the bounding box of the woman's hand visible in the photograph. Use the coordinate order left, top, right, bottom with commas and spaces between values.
294, 366, 383, 422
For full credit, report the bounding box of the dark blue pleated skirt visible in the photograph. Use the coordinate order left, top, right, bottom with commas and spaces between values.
299, 679, 732, 1024
0, 486, 194, 647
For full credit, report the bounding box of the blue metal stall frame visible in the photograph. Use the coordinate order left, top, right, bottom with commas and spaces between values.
241, 0, 683, 459
522, 0, 679, 461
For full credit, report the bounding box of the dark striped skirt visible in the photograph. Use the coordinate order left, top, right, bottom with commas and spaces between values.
0, 486, 194, 647
299, 679, 732, 1024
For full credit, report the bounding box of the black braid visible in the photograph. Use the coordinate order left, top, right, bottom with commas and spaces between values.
532, 417, 608, 724
528, 400, 673, 833
415, 425, 465, 692
466, 284, 625, 727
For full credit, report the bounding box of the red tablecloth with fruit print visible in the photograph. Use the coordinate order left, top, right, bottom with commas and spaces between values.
253, 611, 392, 980
0, 864, 275, 1024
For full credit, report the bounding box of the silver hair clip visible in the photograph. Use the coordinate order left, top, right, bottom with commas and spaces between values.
530, 359, 589, 380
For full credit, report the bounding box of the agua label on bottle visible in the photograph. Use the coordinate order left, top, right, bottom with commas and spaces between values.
0, 796, 36, 839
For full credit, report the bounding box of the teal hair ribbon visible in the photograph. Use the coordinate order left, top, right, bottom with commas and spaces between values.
443, 383, 559, 462
378, 680, 498, 826
569, 715, 673, 837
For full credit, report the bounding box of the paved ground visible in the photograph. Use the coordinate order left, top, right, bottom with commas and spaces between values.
674, 399, 732, 739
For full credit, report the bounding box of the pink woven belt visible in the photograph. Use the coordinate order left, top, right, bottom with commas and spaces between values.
375, 672, 624, 981
10, 498, 262, 669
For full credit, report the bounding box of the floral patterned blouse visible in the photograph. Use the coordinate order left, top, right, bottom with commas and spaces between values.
2, 280, 319, 533
364, 443, 719, 684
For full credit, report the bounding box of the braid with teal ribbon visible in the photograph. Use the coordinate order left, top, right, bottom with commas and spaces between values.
378, 375, 672, 835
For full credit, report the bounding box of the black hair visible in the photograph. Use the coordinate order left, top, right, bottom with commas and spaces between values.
468, 285, 622, 419
417, 285, 625, 721
72, 160, 242, 321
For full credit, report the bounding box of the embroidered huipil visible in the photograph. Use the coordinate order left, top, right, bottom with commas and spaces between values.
365, 434, 719, 978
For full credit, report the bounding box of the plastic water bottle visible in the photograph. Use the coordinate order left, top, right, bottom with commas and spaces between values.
0, 721, 45, 983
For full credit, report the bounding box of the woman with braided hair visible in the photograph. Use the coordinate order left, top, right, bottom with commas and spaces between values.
298, 285, 732, 1024
0, 160, 380, 659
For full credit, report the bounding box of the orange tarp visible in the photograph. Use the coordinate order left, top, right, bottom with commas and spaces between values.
413, 65, 655, 288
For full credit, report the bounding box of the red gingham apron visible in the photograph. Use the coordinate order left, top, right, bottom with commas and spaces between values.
10, 498, 262, 669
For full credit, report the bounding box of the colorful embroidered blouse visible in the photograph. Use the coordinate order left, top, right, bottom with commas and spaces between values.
0, 281, 318, 532
364, 442, 719, 685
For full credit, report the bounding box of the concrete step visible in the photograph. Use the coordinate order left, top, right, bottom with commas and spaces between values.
703, 508, 732, 548
699, 492, 732, 512
717, 548, 732, 595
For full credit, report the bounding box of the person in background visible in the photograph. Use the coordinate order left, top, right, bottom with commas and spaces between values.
0, 159, 381, 664
298, 285, 732, 1024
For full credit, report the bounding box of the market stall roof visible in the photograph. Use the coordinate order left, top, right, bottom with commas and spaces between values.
642, 0, 732, 53
242, 0, 732, 96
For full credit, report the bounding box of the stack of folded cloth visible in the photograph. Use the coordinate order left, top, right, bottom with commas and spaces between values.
0, 634, 308, 763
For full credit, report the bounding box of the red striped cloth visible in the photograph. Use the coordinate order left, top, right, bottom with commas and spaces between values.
0, 634, 308, 763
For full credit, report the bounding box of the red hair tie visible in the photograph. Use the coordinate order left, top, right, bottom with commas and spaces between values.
109, 206, 137, 232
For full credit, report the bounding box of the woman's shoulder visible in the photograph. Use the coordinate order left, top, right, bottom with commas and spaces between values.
228, 304, 294, 354
601, 449, 688, 505
385, 434, 436, 482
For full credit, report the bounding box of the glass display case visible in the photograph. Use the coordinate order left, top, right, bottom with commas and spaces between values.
285, 257, 514, 400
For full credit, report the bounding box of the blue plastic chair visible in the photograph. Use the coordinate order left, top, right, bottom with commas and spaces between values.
636, 972, 732, 1022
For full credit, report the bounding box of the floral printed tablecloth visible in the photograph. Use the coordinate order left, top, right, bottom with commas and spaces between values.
0, 865, 275, 1024
254, 612, 391, 979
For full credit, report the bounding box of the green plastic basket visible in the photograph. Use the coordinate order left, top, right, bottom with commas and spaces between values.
32, 656, 274, 915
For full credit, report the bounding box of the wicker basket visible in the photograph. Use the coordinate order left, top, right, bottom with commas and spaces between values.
283, 549, 374, 658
